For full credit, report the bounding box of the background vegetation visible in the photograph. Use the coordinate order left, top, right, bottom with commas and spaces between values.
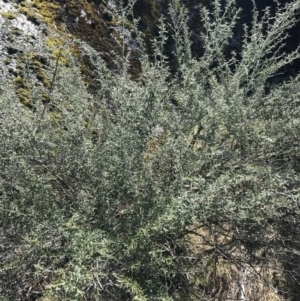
1, 0, 300, 300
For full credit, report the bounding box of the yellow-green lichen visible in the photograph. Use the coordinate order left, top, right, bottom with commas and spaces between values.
32, 59, 44, 69
13, 76, 24, 85
36, 69, 50, 86
16, 88, 31, 106
45, 36, 64, 48
18, 1, 61, 28
32, 2, 61, 11
44, 37, 70, 65
24, 52, 52, 88
18, 6, 41, 24
48, 112, 60, 127
10, 50, 53, 106
1, 12, 17, 19
52, 49, 69, 65
42, 93, 49, 103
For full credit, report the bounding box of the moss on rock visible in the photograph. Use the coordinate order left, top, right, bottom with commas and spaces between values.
1, 11, 17, 19
16, 88, 31, 106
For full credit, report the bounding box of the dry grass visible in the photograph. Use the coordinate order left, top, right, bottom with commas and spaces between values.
180, 224, 287, 301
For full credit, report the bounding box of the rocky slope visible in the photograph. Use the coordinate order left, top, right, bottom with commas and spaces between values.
1, 0, 299, 91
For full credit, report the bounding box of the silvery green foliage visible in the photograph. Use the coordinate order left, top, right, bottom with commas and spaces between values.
1, 0, 300, 300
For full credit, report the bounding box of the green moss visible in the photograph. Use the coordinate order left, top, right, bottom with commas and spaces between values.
16, 88, 31, 106
42, 79, 51, 88
23, 52, 52, 88
35, 67, 51, 88
10, 50, 53, 103
36, 69, 46, 81
18, 1, 60, 28
45, 36, 63, 48
42, 93, 49, 103
1, 12, 17, 19
44, 37, 69, 65
48, 112, 60, 127
32, 59, 43, 69
52, 49, 69, 65
18, 6, 41, 24
13, 76, 24, 85
32, 2, 60, 11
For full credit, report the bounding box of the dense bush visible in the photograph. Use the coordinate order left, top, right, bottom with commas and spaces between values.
1, 0, 300, 300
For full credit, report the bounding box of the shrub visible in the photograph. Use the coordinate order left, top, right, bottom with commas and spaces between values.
1, 0, 300, 300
